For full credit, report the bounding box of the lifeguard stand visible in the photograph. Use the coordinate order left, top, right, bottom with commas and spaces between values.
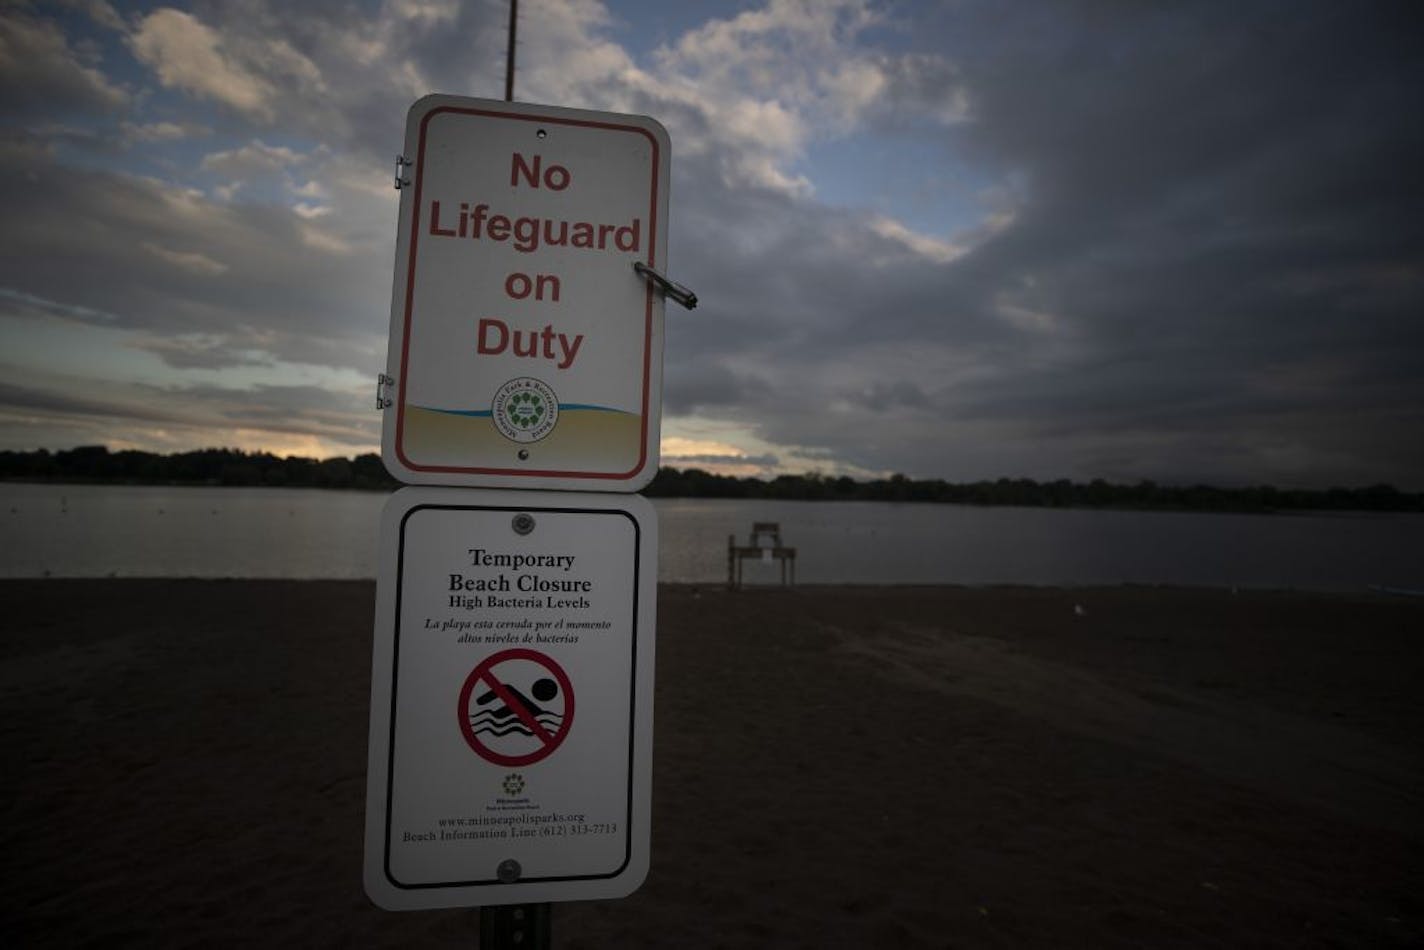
727, 522, 796, 589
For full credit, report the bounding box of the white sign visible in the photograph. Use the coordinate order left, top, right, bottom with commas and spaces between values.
381, 95, 671, 491
364, 487, 657, 910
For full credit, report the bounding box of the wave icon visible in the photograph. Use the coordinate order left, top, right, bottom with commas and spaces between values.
470, 677, 565, 739
468, 708, 565, 738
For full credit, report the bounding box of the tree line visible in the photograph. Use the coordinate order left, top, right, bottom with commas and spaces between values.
646, 468, 1421, 511
0, 446, 397, 491
1, 446, 1419, 513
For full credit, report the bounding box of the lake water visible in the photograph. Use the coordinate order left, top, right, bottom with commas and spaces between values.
1, 483, 1419, 590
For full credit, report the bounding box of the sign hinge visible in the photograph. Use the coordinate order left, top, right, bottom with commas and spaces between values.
376, 373, 396, 410
393, 155, 412, 190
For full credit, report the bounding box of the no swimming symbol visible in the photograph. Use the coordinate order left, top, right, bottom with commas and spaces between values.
457, 648, 575, 767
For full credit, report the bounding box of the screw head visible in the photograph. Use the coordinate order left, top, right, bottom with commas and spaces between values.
497, 858, 521, 883
512, 513, 535, 535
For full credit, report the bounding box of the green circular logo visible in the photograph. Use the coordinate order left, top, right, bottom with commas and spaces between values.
492, 377, 559, 443
504, 390, 546, 430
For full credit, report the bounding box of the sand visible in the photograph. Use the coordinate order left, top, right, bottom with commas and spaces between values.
2, 580, 1421, 947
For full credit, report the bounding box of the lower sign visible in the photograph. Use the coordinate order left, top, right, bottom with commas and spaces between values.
364, 487, 657, 909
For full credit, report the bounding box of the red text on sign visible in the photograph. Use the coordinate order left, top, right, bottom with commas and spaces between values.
511, 153, 571, 191
504, 272, 560, 302
428, 202, 641, 255
478, 318, 584, 369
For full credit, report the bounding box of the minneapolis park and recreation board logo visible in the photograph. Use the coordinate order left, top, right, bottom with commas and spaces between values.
502, 773, 525, 796
491, 377, 559, 444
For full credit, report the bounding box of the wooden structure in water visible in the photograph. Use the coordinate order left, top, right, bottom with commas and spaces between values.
727, 522, 797, 589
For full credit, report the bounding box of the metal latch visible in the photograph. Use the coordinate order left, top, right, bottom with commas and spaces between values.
633, 262, 697, 310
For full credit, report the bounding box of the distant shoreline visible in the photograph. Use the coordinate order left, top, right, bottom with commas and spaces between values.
5, 462, 1422, 515
2, 575, 1419, 598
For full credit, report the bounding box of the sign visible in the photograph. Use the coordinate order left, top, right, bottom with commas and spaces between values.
364, 487, 657, 910
381, 95, 671, 491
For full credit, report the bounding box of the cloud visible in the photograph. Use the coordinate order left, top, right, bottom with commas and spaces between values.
661, 452, 779, 469
867, 216, 967, 264
127, 7, 324, 124
658, 434, 780, 475
292, 202, 331, 220
0, 372, 376, 455
52, 1, 126, 33
297, 221, 352, 255
0, 287, 121, 325
515, 0, 967, 198
105, 2, 514, 164
141, 242, 229, 276
867, 52, 970, 127
128, 9, 274, 119
652, 1, 1424, 486
291, 179, 328, 199
128, 334, 267, 369
0, 378, 183, 424
120, 120, 210, 144
154, 380, 378, 449
0, 6, 128, 116
387, 0, 463, 25
664, 361, 771, 417
0, 142, 388, 374
199, 139, 304, 179
1, 0, 1420, 487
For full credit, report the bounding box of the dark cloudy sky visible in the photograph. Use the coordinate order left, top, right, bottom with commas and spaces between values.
2, 0, 1421, 488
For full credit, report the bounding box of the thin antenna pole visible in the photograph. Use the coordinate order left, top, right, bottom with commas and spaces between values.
504, 0, 518, 101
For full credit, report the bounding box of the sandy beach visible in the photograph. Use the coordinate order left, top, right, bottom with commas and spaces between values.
3, 580, 1421, 947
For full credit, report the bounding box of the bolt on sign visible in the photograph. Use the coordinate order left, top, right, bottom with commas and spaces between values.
364, 487, 657, 909
381, 95, 671, 491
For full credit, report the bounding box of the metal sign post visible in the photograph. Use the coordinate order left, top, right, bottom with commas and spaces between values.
481, 902, 549, 949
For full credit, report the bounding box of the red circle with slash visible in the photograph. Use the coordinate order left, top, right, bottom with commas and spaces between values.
458, 648, 575, 766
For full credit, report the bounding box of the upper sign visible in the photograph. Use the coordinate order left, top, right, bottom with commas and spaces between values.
381, 96, 671, 491
364, 487, 657, 909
